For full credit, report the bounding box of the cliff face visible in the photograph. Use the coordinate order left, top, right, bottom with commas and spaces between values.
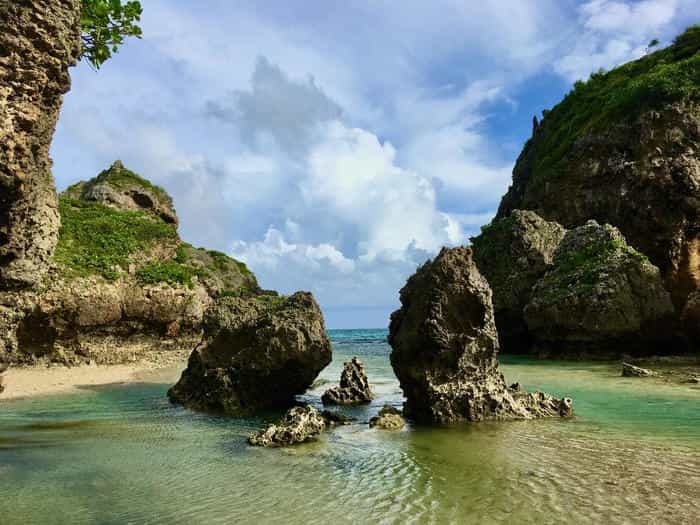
0, 0, 82, 289
497, 27, 700, 315
0, 163, 260, 366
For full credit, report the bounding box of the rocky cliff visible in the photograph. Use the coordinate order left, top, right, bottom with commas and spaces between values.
497, 26, 700, 320
0, 162, 259, 366
0, 0, 82, 289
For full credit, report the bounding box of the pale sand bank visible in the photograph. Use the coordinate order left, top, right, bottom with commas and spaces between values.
0, 361, 186, 401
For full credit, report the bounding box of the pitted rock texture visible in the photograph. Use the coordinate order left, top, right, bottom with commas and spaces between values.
525, 221, 675, 357
322, 357, 374, 405
0, 0, 82, 289
388, 246, 573, 424
471, 210, 566, 353
168, 292, 332, 415
63, 161, 178, 225
248, 405, 326, 447
369, 405, 406, 430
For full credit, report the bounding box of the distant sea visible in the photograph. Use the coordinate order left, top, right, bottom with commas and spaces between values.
0, 329, 698, 524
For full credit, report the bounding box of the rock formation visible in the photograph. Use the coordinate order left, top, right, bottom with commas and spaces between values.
525, 221, 675, 357
0, 164, 259, 366
248, 405, 326, 447
471, 210, 566, 352
321, 357, 374, 405
168, 292, 332, 415
495, 27, 700, 345
622, 363, 656, 377
0, 0, 82, 290
320, 410, 355, 426
369, 405, 406, 430
388, 246, 573, 424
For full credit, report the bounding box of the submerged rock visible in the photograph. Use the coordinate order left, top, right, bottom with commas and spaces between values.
525, 221, 675, 357
168, 292, 332, 415
622, 363, 657, 377
471, 210, 566, 353
369, 405, 406, 430
0, 0, 82, 289
388, 246, 573, 424
321, 357, 374, 405
248, 405, 326, 447
320, 410, 355, 426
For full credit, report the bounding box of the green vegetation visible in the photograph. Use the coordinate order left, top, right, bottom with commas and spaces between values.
136, 260, 199, 287
55, 198, 177, 280
531, 25, 700, 183
81, 0, 143, 69
93, 163, 168, 200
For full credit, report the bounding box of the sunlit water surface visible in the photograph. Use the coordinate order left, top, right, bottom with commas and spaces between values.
1, 329, 698, 524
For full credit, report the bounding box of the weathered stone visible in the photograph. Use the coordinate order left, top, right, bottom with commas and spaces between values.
622, 363, 657, 377
320, 410, 355, 426
525, 221, 675, 357
369, 405, 406, 430
321, 357, 373, 405
168, 292, 332, 415
0, 0, 82, 289
471, 210, 566, 352
248, 405, 326, 447
63, 161, 178, 225
388, 246, 573, 424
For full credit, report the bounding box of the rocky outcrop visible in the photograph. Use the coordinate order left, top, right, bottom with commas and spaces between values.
63, 161, 178, 225
248, 405, 326, 447
369, 405, 406, 430
168, 292, 332, 415
525, 221, 675, 357
388, 246, 573, 424
622, 363, 656, 377
321, 357, 373, 405
495, 28, 700, 345
471, 210, 566, 352
0, 164, 259, 367
0, 0, 82, 289
320, 410, 355, 426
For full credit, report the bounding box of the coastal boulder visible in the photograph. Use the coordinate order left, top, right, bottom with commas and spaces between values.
0, 0, 82, 289
471, 210, 566, 352
248, 405, 326, 447
369, 405, 406, 430
388, 246, 573, 424
168, 292, 332, 415
321, 357, 374, 405
622, 363, 656, 377
525, 221, 675, 357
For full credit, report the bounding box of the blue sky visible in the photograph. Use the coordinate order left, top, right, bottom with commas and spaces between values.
51, 0, 699, 328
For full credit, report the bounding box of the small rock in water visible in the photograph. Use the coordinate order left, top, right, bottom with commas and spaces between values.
321, 357, 374, 405
320, 410, 355, 427
369, 405, 406, 431
622, 363, 656, 377
685, 375, 699, 384
248, 405, 326, 447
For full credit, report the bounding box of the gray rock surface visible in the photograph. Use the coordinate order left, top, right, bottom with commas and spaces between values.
0, 0, 81, 289
321, 357, 374, 405
525, 221, 675, 357
248, 405, 326, 447
369, 405, 406, 430
388, 246, 573, 424
471, 210, 566, 352
622, 363, 657, 377
168, 292, 332, 415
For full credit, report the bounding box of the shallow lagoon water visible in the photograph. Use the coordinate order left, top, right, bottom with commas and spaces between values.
1, 329, 698, 524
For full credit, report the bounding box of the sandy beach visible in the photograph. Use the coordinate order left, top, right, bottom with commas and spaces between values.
0, 361, 186, 401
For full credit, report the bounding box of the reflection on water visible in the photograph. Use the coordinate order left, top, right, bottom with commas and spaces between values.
0, 329, 698, 524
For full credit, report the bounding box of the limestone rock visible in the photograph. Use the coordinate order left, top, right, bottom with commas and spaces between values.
168, 292, 332, 415
0, 0, 82, 289
320, 410, 355, 426
388, 246, 573, 424
63, 161, 178, 225
369, 405, 406, 430
471, 210, 566, 352
321, 357, 373, 405
248, 405, 326, 447
622, 363, 656, 377
525, 221, 675, 357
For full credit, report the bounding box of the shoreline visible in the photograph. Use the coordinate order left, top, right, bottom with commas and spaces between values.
0, 360, 186, 401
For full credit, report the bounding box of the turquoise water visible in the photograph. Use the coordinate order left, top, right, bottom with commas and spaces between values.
1, 329, 698, 524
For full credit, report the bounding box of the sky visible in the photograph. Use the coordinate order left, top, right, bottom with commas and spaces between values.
51, 0, 699, 328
